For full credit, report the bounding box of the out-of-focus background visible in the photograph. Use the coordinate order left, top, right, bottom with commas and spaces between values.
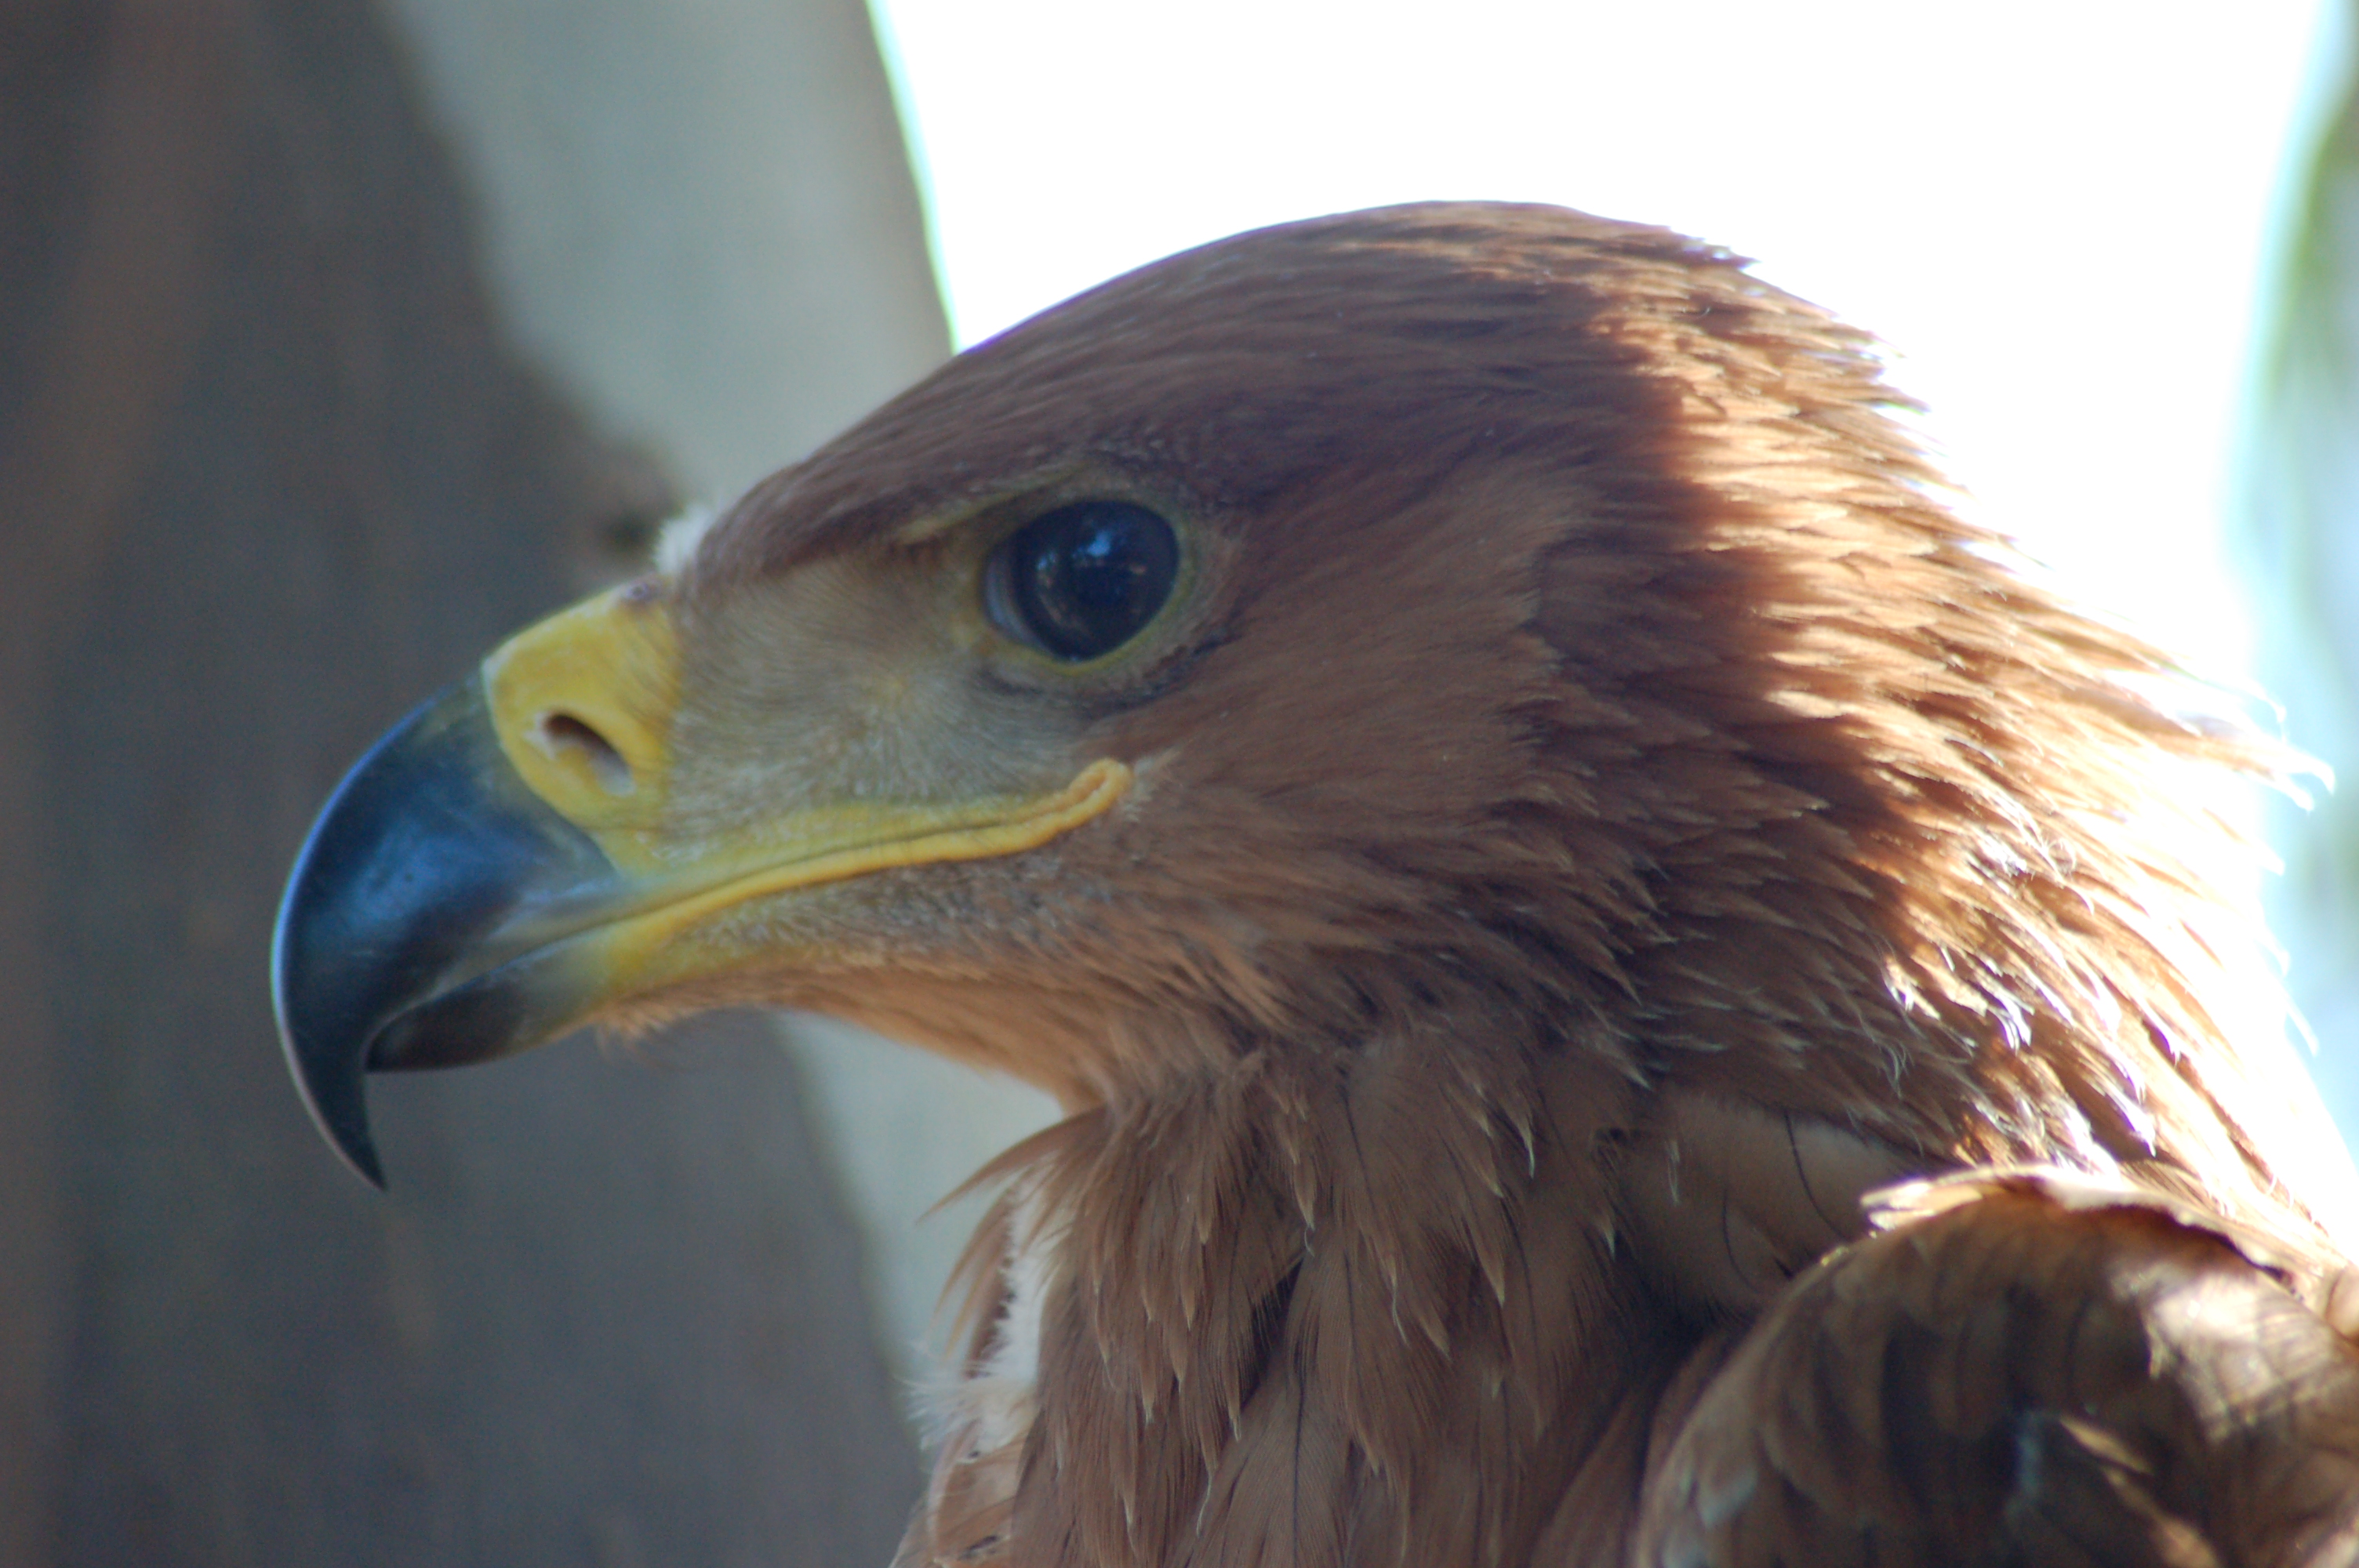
1, 1, 2353, 1560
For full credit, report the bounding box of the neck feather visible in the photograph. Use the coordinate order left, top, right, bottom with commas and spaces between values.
929, 1003, 1670, 1568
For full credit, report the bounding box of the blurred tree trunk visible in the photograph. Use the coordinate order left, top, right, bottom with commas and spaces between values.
0, 1, 931, 1562
2245, 0, 2359, 1136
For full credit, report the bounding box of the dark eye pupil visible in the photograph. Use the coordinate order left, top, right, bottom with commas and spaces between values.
1001, 501, 1179, 661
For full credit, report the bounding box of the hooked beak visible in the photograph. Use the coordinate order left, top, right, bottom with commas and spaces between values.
271, 677, 617, 1185
271, 583, 1129, 1187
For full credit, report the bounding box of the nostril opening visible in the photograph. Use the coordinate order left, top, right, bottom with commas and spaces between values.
537, 712, 635, 797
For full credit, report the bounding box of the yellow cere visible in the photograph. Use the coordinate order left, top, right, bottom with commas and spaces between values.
484, 580, 683, 853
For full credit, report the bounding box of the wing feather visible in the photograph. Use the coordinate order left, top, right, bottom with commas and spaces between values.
1634, 1174, 2359, 1567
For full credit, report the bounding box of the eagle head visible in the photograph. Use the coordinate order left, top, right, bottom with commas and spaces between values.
271, 201, 2354, 1565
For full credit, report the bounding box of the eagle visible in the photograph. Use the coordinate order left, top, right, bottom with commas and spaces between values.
274, 203, 2359, 1566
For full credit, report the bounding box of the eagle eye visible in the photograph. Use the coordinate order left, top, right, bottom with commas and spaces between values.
986, 500, 1180, 662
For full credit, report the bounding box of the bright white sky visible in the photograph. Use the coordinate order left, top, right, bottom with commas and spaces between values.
873, 0, 2339, 687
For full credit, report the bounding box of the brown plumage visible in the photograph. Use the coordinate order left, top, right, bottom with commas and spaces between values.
275, 202, 2359, 1566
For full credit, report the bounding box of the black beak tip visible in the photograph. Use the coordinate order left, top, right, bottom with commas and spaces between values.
290, 1045, 389, 1191
272, 873, 389, 1191
268, 681, 619, 1191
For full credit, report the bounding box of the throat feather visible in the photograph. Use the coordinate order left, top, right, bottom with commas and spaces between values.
926, 1020, 1656, 1567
